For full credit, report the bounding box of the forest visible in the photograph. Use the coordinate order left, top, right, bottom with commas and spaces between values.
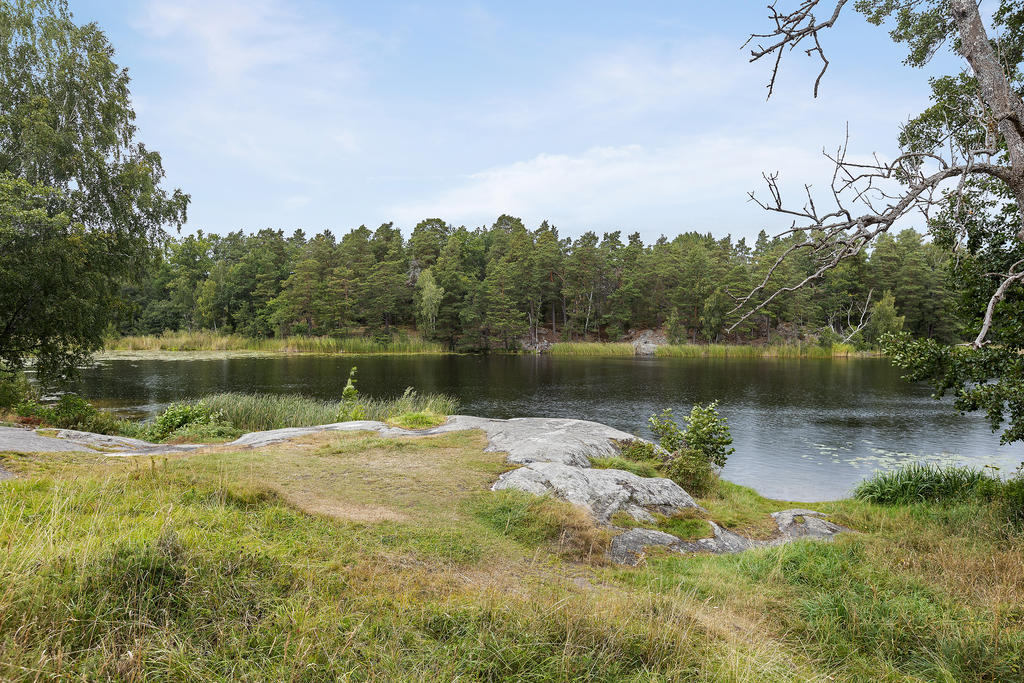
120, 215, 958, 351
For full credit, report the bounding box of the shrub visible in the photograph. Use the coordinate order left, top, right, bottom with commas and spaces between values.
150, 401, 216, 441
648, 403, 734, 497
648, 409, 686, 453
681, 401, 734, 469
662, 448, 718, 497
649, 402, 734, 468
0, 374, 34, 411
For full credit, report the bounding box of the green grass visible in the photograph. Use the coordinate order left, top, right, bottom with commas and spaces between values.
107, 331, 445, 354
590, 455, 662, 478
854, 462, 997, 505
2, 433, 1023, 680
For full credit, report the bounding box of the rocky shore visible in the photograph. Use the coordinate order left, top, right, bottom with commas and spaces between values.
0, 416, 848, 564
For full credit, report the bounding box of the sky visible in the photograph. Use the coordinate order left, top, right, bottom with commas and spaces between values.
69, 0, 964, 242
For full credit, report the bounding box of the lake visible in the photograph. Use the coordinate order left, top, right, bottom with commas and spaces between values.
74, 353, 1024, 501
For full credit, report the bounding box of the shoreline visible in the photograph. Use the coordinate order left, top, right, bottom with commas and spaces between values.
99, 341, 884, 360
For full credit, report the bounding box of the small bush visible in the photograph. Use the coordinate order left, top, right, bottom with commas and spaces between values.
649, 409, 686, 452
681, 401, 734, 469
0, 374, 34, 411
662, 448, 718, 497
648, 402, 733, 496
150, 401, 216, 440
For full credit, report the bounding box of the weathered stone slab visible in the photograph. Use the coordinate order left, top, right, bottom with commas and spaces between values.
608, 510, 850, 566
491, 461, 700, 522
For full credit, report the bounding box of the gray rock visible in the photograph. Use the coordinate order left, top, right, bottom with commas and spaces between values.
608, 509, 851, 565
50, 429, 201, 455
492, 462, 700, 522
609, 528, 685, 564
771, 508, 848, 540
226, 415, 648, 468
0, 426, 95, 453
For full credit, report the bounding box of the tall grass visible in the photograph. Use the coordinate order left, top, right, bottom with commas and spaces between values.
547, 342, 636, 357
655, 342, 864, 358
545, 341, 867, 358
107, 331, 445, 354
197, 390, 460, 432
853, 463, 998, 505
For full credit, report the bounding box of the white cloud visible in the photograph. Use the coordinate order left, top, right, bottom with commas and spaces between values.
388, 136, 841, 239
138, 0, 352, 85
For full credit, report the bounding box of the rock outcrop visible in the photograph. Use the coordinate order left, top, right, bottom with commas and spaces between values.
492, 461, 700, 522
229, 415, 647, 468
608, 510, 850, 566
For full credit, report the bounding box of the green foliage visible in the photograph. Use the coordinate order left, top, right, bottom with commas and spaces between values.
648, 409, 687, 453
862, 291, 905, 346
150, 401, 218, 441
647, 403, 733, 495
14, 393, 122, 434
661, 448, 719, 497
0, 1, 186, 381
649, 402, 734, 469
0, 374, 35, 411
388, 411, 447, 429
191, 390, 459, 433
681, 400, 735, 469
883, 333, 1024, 444
341, 366, 359, 401
114, 217, 956, 355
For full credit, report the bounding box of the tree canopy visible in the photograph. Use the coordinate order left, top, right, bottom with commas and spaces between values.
0, 0, 187, 381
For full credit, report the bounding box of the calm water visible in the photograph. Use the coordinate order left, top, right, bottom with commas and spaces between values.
74, 354, 1024, 501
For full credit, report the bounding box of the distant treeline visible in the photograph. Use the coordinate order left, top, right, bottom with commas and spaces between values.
118, 215, 958, 350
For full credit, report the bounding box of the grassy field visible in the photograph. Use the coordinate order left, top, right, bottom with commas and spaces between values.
1, 431, 1022, 681
107, 331, 446, 354
547, 342, 868, 358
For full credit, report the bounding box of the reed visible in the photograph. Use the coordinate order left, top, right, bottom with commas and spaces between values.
107, 331, 445, 354
655, 342, 865, 358
197, 390, 460, 432
546, 342, 636, 357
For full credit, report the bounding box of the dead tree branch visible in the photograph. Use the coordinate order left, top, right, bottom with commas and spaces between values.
745, 0, 849, 98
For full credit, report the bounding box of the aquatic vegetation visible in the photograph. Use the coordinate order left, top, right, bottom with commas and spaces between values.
547, 342, 636, 356
195, 390, 459, 433
107, 331, 445, 354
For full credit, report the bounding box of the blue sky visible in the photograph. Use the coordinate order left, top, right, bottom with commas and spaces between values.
70, 1, 961, 242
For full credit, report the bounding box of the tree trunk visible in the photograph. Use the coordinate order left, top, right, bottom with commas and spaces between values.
951, 0, 1024, 239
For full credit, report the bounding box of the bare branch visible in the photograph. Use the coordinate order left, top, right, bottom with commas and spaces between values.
745, 0, 849, 98
973, 259, 1024, 348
